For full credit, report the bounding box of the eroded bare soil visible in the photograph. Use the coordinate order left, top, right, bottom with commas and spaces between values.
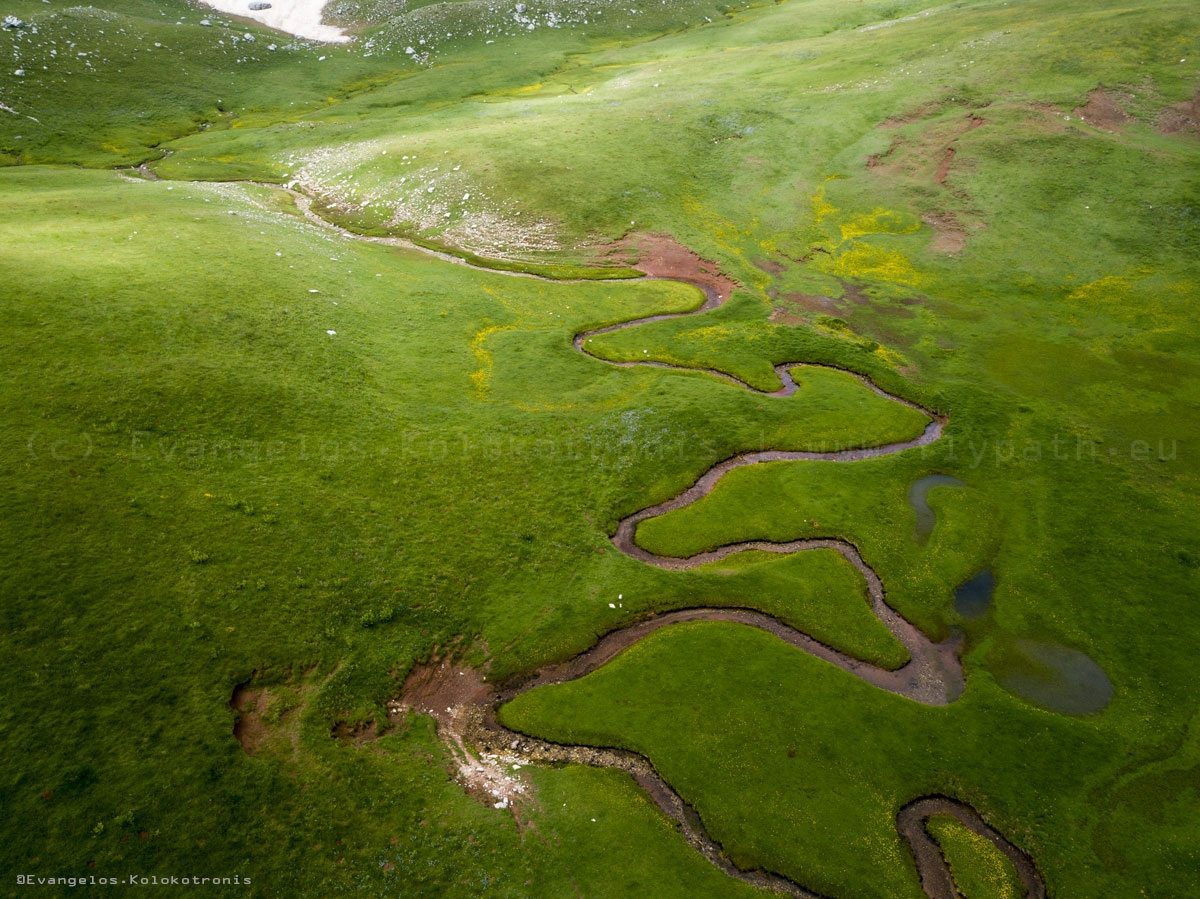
1073, 87, 1132, 132
1158, 89, 1200, 135
603, 231, 741, 300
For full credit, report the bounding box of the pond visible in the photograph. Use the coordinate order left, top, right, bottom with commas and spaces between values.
995, 639, 1114, 716
953, 567, 994, 619
908, 473, 965, 541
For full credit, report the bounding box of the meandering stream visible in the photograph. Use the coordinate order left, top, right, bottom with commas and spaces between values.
173, 172, 1046, 898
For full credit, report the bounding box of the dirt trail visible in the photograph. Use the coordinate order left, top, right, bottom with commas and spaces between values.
169, 176, 1041, 898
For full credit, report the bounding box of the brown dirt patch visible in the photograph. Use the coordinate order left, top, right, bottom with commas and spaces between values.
230, 683, 270, 755
1158, 89, 1200, 136
230, 672, 317, 756
880, 101, 947, 129
768, 306, 805, 326
399, 661, 530, 813
606, 232, 741, 300
1073, 87, 1132, 132
400, 660, 495, 725
867, 113, 983, 189
933, 147, 956, 185
866, 136, 903, 171
841, 282, 872, 306
880, 101, 985, 130
752, 256, 787, 276
331, 714, 402, 746
922, 211, 977, 254
769, 280, 878, 324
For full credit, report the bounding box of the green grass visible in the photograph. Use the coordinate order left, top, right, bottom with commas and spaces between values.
632, 452, 997, 637
1, 0, 1199, 896
499, 620, 1119, 898
0, 164, 942, 895
925, 814, 1024, 899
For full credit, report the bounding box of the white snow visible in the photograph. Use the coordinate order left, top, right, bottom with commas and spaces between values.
194, 0, 350, 43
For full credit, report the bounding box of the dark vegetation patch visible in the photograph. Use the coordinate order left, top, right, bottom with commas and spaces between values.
769, 291, 846, 321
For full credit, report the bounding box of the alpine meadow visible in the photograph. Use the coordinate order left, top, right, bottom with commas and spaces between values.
1, 0, 1198, 897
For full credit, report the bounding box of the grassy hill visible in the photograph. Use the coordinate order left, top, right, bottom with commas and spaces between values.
1, 0, 1197, 896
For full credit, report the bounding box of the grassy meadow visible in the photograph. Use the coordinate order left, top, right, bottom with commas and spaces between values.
1, 0, 1198, 896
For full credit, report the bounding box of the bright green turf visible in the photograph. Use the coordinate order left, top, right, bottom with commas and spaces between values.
499, 620, 1117, 898
0, 164, 926, 895
925, 814, 1024, 899
1, 0, 1199, 896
